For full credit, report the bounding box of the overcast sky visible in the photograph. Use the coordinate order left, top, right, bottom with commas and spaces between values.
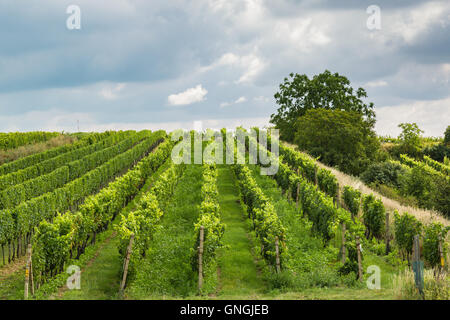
0, 0, 449, 136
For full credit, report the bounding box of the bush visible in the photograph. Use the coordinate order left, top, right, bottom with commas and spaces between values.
423, 222, 449, 268
422, 144, 450, 162
393, 211, 422, 262
360, 161, 406, 188
362, 194, 385, 240
399, 165, 435, 209
342, 186, 361, 217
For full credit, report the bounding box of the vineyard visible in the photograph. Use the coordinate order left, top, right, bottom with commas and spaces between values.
0, 129, 448, 300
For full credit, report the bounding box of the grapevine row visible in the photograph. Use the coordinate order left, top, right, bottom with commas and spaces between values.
0, 131, 134, 191
0, 132, 60, 151
31, 136, 174, 286
117, 159, 185, 281
423, 155, 450, 175
0, 131, 148, 209
0, 131, 166, 263
192, 163, 225, 278
233, 163, 286, 268
0, 131, 114, 176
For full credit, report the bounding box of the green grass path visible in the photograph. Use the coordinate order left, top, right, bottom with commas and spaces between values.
216, 165, 266, 297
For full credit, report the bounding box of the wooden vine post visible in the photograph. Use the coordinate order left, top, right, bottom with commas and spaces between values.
385, 211, 391, 255
198, 226, 205, 292
412, 235, 424, 298
24, 244, 33, 300
275, 236, 281, 274
341, 223, 346, 264
120, 234, 135, 293
357, 191, 363, 219
314, 166, 318, 186
356, 236, 363, 282
335, 183, 340, 208
438, 234, 445, 277
296, 168, 300, 210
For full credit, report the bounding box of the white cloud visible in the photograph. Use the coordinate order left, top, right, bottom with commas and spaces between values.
99, 83, 126, 100
254, 95, 270, 102
168, 84, 208, 106
235, 96, 247, 103
236, 54, 266, 84
375, 97, 450, 137
201, 52, 266, 85
390, 2, 449, 45
365, 80, 388, 88
220, 96, 247, 108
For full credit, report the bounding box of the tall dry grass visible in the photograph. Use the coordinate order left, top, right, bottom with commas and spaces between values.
283, 142, 449, 227
0, 135, 77, 165
393, 269, 449, 300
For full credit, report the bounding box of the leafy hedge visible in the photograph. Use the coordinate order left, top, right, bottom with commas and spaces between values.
264, 133, 339, 198
233, 164, 286, 269
0, 131, 113, 176
32, 134, 173, 286
191, 164, 225, 274
0, 131, 166, 256
362, 194, 385, 240
423, 222, 449, 268
0, 131, 133, 191
342, 186, 361, 217
393, 211, 422, 261
0, 132, 60, 151
0, 131, 144, 209
117, 160, 185, 280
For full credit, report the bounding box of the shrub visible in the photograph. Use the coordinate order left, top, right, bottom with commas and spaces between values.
423, 222, 449, 268
342, 186, 361, 217
362, 194, 385, 240
393, 211, 422, 262
360, 161, 406, 188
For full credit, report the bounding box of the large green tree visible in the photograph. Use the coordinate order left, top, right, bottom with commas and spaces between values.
294, 108, 379, 175
270, 70, 376, 142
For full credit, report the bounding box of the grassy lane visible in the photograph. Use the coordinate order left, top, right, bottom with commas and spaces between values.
247, 164, 397, 299
126, 164, 204, 299
55, 159, 173, 300
216, 165, 266, 298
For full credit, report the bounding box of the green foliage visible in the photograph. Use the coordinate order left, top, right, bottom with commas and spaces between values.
397, 123, 423, 157
276, 141, 338, 198
342, 186, 361, 217
338, 241, 361, 277
362, 194, 385, 240
0, 131, 133, 192
432, 175, 450, 217
445, 125, 450, 145
192, 164, 225, 277
0, 131, 113, 177
0, 131, 147, 210
423, 155, 450, 175
393, 211, 422, 260
269, 70, 375, 142
233, 164, 287, 268
422, 143, 450, 162
0, 132, 59, 151
293, 109, 379, 175
30, 132, 172, 285
0, 131, 166, 248
422, 222, 449, 268
360, 161, 406, 188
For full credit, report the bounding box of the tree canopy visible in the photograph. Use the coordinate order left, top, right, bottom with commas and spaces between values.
270, 70, 376, 142
294, 108, 379, 175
